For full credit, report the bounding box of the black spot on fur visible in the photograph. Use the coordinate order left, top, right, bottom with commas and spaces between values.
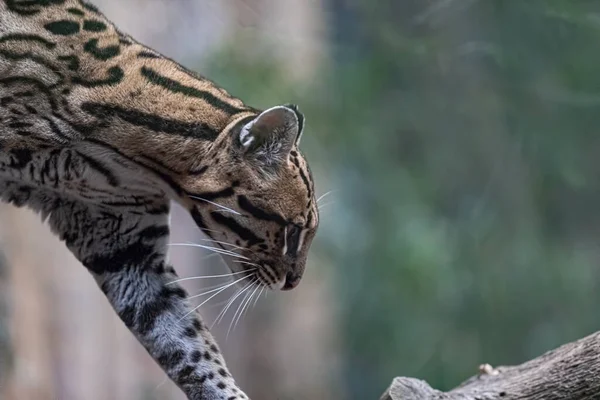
84, 38, 120, 60
73, 66, 124, 87
217, 382, 227, 389
44, 20, 80, 35
178, 365, 195, 382
8, 122, 32, 129
67, 7, 85, 16
83, 20, 107, 32
119, 306, 136, 328
57, 55, 80, 71
0, 96, 13, 107
138, 51, 160, 58
190, 165, 208, 176
163, 286, 186, 299
138, 225, 169, 241
192, 318, 204, 331
137, 294, 170, 335
191, 350, 202, 363
158, 350, 185, 370
9, 149, 32, 169
184, 327, 197, 338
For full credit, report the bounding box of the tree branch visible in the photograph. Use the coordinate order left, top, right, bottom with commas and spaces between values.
380, 330, 600, 400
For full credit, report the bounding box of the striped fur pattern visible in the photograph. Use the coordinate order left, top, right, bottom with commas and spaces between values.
0, 1, 319, 399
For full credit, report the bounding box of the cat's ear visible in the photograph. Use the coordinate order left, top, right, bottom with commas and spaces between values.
238, 105, 302, 168
283, 103, 305, 144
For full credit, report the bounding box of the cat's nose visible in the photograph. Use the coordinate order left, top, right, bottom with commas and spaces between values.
281, 271, 301, 291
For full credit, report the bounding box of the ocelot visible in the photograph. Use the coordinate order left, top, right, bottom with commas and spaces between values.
0, 1, 319, 399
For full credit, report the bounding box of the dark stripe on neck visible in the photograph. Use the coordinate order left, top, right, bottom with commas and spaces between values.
210, 212, 264, 246
138, 225, 170, 241
188, 185, 236, 202
299, 166, 312, 199
72, 66, 123, 87
76, 151, 119, 186
138, 51, 160, 59
0, 34, 56, 48
140, 67, 247, 115
187, 181, 239, 202
237, 195, 286, 226
81, 103, 219, 140
83, 138, 183, 196
190, 207, 216, 240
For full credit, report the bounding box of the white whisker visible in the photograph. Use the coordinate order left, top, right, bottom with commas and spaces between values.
236, 284, 260, 328
187, 276, 251, 300
199, 252, 221, 261
216, 279, 256, 335
177, 275, 250, 322
316, 190, 335, 203
227, 284, 255, 339
190, 196, 242, 216
168, 243, 249, 260
204, 296, 232, 309
188, 281, 230, 295
167, 269, 255, 285
197, 238, 249, 252
252, 286, 265, 308
200, 227, 225, 235
211, 279, 254, 329
232, 260, 261, 269
211, 288, 241, 330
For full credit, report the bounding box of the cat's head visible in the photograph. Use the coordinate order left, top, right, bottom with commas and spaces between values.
183, 105, 318, 291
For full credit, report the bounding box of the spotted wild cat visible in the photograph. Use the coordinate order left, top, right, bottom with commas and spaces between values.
0, 1, 319, 399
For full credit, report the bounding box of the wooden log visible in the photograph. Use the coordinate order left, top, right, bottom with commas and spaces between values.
381, 330, 600, 400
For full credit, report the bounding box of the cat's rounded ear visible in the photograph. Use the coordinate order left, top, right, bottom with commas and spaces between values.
238, 105, 302, 169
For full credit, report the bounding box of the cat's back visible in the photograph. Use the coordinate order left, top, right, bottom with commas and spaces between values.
0, 0, 123, 150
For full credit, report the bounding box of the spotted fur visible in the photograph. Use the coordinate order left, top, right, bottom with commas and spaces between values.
0, 1, 319, 399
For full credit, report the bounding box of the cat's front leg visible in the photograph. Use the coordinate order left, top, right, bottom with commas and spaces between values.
43, 198, 249, 400
95, 261, 248, 400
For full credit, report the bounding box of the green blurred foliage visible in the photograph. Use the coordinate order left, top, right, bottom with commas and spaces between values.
205, 1, 600, 398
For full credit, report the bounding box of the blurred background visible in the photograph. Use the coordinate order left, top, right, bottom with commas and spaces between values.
2, 0, 600, 399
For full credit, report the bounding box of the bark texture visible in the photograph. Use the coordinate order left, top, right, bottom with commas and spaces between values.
381, 330, 600, 400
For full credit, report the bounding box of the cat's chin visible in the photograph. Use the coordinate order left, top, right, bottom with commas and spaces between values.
220, 255, 287, 291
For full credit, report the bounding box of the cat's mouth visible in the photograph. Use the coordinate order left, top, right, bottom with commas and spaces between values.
219, 254, 287, 290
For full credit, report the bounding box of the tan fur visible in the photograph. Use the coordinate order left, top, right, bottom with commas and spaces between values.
0, 0, 318, 288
